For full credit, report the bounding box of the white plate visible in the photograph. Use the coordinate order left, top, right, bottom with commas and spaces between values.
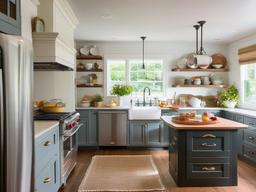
89, 46, 99, 56
80, 47, 90, 55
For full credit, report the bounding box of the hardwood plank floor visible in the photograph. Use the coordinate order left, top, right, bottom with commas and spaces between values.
61, 149, 256, 192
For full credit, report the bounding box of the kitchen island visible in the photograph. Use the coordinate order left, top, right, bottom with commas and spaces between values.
161, 116, 248, 187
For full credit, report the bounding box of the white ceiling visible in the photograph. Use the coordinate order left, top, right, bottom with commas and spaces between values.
68, 0, 256, 43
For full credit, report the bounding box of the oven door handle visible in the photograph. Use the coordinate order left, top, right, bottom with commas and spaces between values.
64, 123, 83, 137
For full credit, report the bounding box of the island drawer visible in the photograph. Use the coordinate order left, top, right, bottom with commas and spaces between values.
243, 144, 256, 163
187, 131, 231, 157
244, 129, 256, 146
187, 162, 230, 178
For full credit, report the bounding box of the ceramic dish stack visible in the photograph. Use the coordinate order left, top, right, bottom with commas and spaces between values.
80, 45, 99, 56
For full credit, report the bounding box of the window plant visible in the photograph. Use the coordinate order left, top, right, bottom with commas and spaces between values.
111, 84, 133, 106
218, 85, 240, 108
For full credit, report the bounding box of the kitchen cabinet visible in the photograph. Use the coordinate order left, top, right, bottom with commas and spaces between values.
35, 125, 61, 192
164, 122, 238, 187
98, 111, 127, 146
77, 110, 98, 147
129, 120, 168, 147
0, 0, 21, 35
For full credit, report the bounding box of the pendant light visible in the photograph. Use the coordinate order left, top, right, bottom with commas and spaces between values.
141, 36, 146, 69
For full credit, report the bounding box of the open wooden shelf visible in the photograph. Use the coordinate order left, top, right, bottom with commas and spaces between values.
172, 68, 229, 72
172, 84, 227, 88
76, 55, 103, 60
77, 84, 103, 88
76, 69, 103, 72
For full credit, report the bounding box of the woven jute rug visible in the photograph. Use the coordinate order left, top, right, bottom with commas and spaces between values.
78, 155, 166, 192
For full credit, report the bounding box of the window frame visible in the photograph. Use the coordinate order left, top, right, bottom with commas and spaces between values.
105, 57, 166, 97
240, 63, 256, 110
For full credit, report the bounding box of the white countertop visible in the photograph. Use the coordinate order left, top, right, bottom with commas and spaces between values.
34, 121, 59, 139
77, 106, 256, 118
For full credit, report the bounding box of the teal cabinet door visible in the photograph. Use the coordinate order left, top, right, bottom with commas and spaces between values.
146, 121, 162, 146
88, 110, 98, 145
0, 0, 21, 35
77, 110, 98, 147
129, 121, 145, 146
35, 126, 61, 192
78, 116, 89, 146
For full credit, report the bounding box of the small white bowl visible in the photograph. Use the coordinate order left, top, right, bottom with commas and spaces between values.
211, 64, 224, 69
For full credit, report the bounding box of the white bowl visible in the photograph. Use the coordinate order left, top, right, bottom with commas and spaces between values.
189, 97, 202, 108
85, 63, 93, 70
212, 64, 224, 69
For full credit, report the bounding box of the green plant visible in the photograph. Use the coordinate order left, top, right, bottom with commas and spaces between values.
95, 95, 103, 102
90, 95, 103, 106
111, 84, 134, 96
218, 85, 240, 107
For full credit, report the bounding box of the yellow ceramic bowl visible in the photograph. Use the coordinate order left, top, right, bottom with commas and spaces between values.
42, 107, 65, 113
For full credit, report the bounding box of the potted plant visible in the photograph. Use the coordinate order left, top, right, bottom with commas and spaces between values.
111, 84, 133, 106
90, 95, 104, 107
218, 85, 240, 108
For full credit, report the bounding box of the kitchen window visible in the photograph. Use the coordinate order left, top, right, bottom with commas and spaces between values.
106, 59, 164, 96
242, 63, 256, 108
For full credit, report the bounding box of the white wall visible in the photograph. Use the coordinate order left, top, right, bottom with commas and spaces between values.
21, 0, 39, 40
76, 41, 229, 104
34, 71, 76, 111
228, 34, 256, 108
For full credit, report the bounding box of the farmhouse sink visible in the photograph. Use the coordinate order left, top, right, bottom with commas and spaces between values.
128, 107, 161, 120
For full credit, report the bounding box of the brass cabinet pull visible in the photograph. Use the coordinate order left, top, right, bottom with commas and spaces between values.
110, 141, 115, 145
202, 167, 216, 171
43, 177, 52, 184
201, 134, 216, 138
43, 140, 51, 147
201, 142, 217, 147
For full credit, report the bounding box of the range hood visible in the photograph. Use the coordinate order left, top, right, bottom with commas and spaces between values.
32, 32, 76, 71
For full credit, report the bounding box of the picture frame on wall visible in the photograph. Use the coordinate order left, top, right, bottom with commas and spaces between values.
32, 17, 45, 32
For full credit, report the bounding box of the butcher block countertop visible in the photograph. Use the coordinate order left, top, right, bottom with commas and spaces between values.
161, 116, 248, 130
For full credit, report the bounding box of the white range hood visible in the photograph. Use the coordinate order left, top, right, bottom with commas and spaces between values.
33, 32, 76, 71
32, 0, 79, 71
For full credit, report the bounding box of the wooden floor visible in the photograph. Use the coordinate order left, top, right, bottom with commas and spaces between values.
61, 149, 256, 192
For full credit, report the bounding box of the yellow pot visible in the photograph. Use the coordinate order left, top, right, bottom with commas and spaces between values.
42, 107, 65, 113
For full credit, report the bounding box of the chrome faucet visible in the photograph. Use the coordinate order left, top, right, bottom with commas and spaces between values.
143, 87, 151, 106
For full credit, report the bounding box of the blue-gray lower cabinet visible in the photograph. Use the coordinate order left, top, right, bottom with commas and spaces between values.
35, 125, 61, 192
129, 120, 168, 147
77, 110, 98, 147
168, 128, 238, 187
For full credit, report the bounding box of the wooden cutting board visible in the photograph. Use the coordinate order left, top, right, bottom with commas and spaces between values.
172, 116, 219, 125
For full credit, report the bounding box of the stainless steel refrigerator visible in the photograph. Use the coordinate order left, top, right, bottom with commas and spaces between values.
0, 33, 33, 192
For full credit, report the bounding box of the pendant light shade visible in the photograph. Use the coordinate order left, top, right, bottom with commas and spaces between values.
141, 36, 146, 69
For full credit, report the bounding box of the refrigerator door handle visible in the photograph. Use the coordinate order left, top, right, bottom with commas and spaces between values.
0, 64, 4, 192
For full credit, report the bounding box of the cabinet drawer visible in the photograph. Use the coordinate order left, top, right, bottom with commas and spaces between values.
35, 127, 59, 171
244, 116, 256, 128
187, 131, 231, 157
243, 144, 256, 163
244, 129, 256, 146
35, 156, 60, 192
187, 162, 230, 178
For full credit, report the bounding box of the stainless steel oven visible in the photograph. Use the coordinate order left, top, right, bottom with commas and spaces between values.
60, 112, 82, 184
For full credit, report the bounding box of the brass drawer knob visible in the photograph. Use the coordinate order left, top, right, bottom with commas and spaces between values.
43, 140, 51, 147
43, 177, 52, 184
